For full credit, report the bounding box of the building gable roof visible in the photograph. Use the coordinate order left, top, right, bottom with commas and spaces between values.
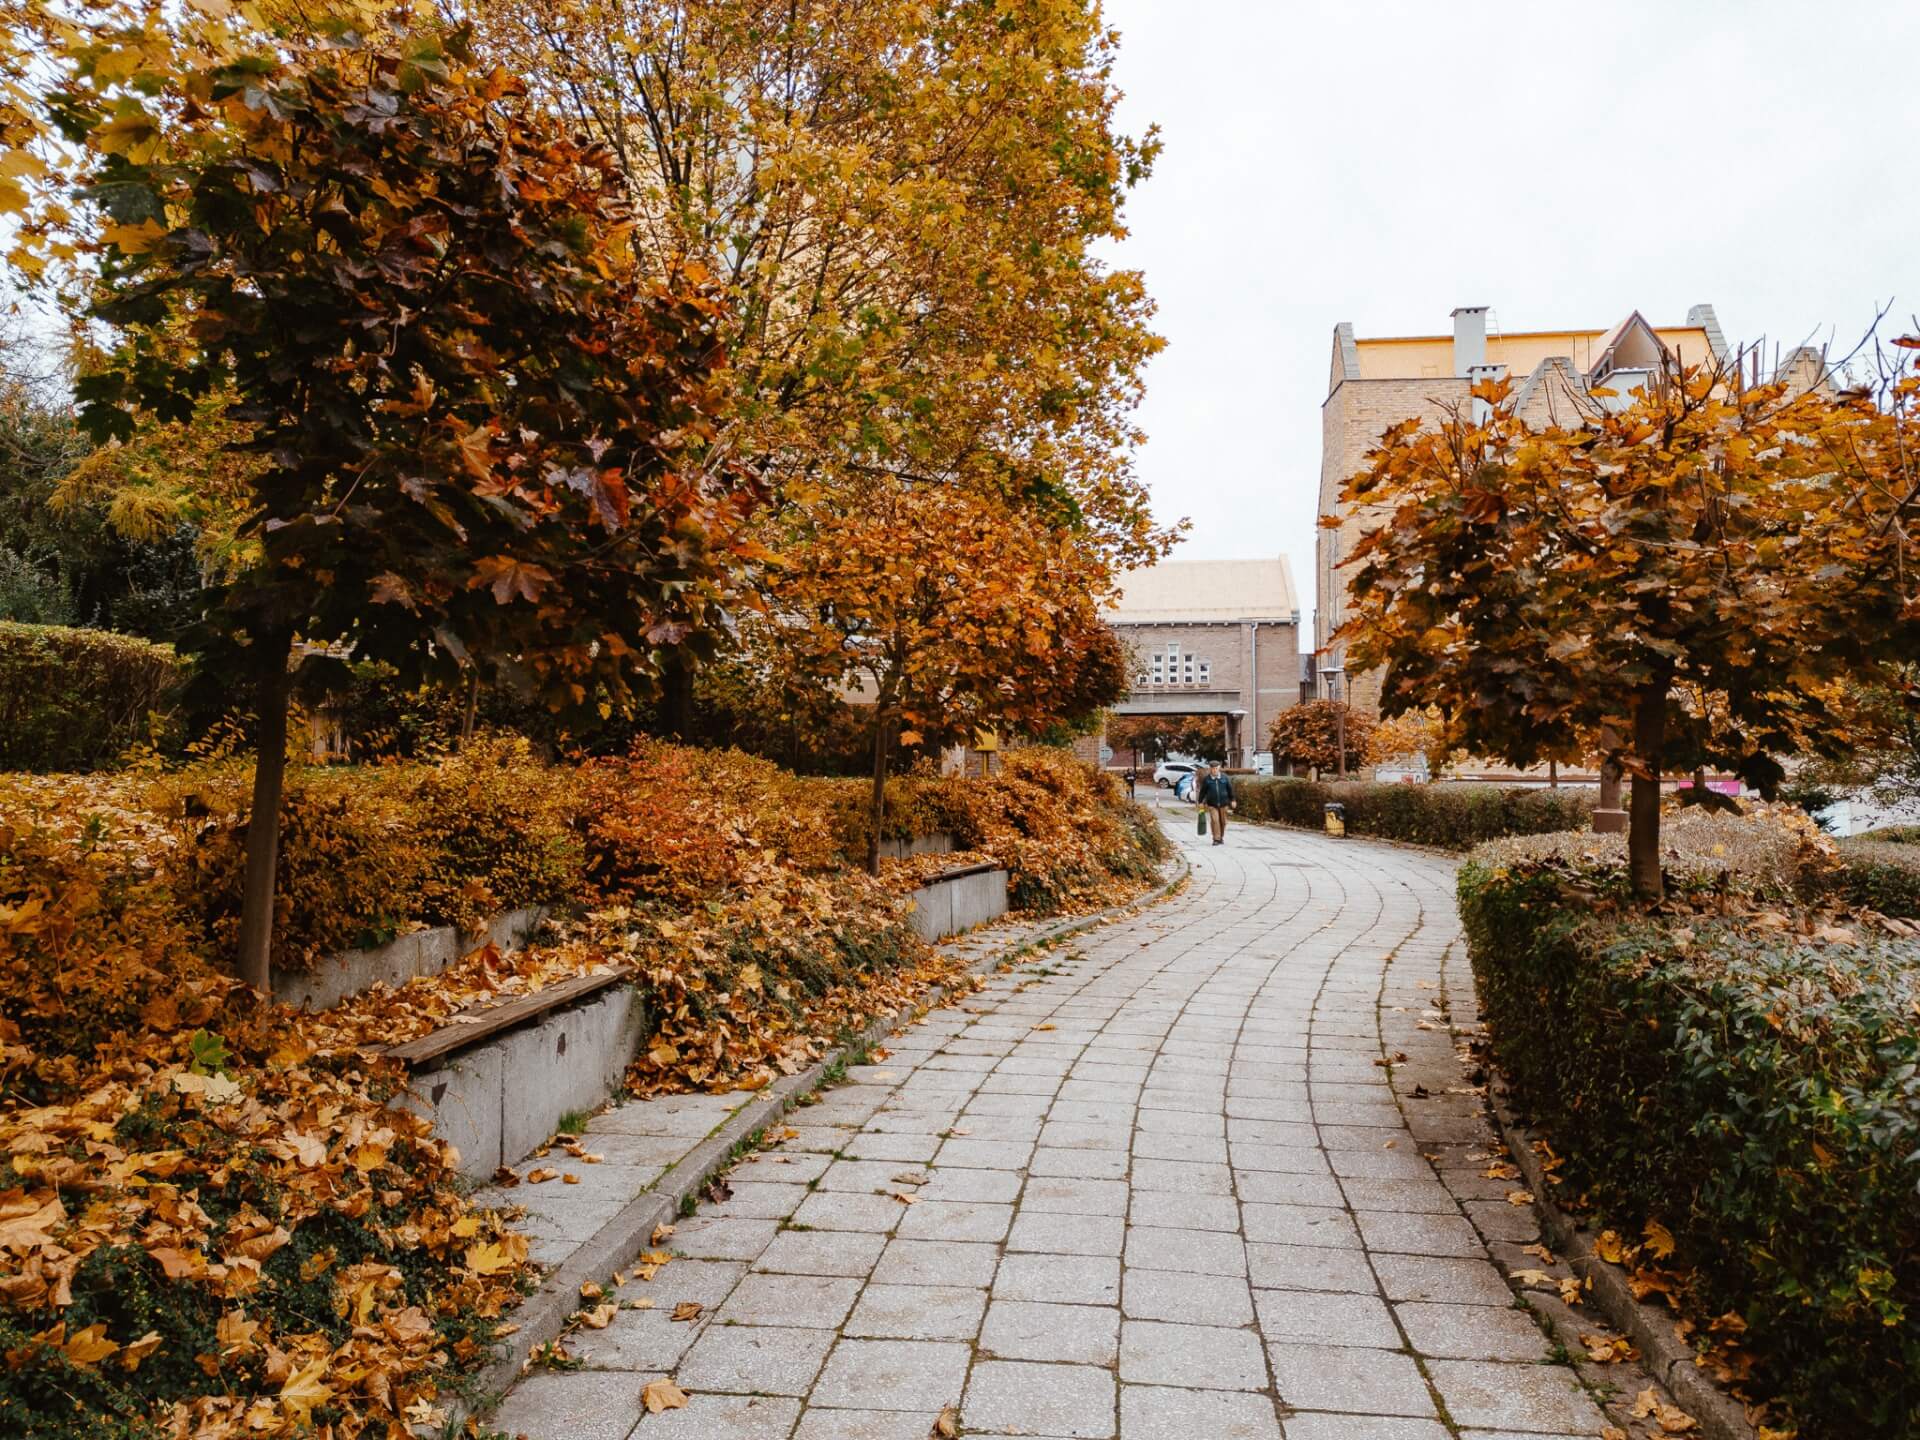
1588, 309, 1672, 381
1105, 557, 1299, 625
1509, 355, 1587, 419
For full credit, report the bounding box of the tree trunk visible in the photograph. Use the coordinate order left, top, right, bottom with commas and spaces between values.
460, 669, 479, 749
236, 633, 295, 991
661, 649, 692, 741
1627, 683, 1669, 902
1548, 758, 1558, 788
865, 710, 893, 877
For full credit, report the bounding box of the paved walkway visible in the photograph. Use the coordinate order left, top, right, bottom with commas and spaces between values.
469, 917, 1069, 1274
491, 806, 1608, 1439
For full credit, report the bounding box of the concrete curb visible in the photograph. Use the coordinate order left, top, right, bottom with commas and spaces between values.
1487, 1083, 1757, 1440
449, 849, 1189, 1429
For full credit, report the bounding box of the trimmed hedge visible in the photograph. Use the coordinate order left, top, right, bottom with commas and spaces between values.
1461, 852, 1920, 1437
1861, 825, 1920, 844
157, 737, 588, 966
1812, 840, 1920, 917
0, 621, 181, 771
1235, 777, 1595, 849
1824, 836, 1920, 918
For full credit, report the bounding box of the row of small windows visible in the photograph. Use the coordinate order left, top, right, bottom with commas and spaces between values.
1136, 642, 1210, 688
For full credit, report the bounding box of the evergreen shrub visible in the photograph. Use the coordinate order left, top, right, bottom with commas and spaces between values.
1236, 777, 1595, 849
0, 621, 181, 771
1460, 834, 1920, 1437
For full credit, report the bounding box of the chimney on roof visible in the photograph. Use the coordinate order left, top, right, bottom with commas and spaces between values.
1443, 305, 1489, 378
1452, 307, 1488, 377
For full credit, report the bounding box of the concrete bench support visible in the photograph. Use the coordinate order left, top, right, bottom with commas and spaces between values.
392, 982, 645, 1179
272, 904, 550, 1012
906, 865, 1009, 942
877, 831, 955, 861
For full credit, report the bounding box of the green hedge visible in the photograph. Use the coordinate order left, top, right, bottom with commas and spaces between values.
1460, 856, 1920, 1437
0, 622, 182, 771
1235, 778, 1595, 849
1860, 825, 1920, 844
1823, 836, 1920, 918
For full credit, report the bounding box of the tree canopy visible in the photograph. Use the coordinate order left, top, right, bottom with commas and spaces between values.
1107, 712, 1228, 765
17, 13, 766, 980
468, 0, 1170, 555
1338, 358, 1920, 897
1266, 698, 1372, 775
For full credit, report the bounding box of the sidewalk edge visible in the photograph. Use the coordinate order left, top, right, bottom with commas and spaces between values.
1487, 1082, 1759, 1440
447, 849, 1190, 1429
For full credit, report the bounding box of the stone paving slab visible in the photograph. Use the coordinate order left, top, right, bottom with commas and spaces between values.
486, 800, 1648, 1438
470, 912, 1088, 1275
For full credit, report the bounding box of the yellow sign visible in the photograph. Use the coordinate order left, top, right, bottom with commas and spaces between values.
973, 728, 1000, 753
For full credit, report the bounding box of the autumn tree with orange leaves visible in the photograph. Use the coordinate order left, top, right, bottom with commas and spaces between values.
1338, 356, 1920, 899
470, 0, 1178, 731
1106, 713, 1230, 766
760, 479, 1130, 873
24, 19, 763, 986
1266, 698, 1373, 776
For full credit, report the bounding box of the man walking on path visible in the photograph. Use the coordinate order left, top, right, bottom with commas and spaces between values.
1123, 765, 1138, 799
1197, 761, 1235, 844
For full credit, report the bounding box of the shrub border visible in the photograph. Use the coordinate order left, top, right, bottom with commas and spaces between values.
449, 848, 1190, 1430
1485, 1079, 1757, 1440
1233, 778, 1599, 852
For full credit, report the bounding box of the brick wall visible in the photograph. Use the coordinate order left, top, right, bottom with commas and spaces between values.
1110, 619, 1300, 760
1317, 376, 1474, 717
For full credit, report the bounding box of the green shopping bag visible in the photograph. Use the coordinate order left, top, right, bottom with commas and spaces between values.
1196, 808, 1208, 836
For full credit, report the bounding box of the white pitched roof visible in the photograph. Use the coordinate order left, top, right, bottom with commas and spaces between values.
1104, 557, 1298, 625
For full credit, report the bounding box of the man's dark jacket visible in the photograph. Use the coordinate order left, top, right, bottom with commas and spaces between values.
1198, 774, 1235, 807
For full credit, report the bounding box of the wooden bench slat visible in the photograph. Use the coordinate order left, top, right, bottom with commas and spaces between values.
384, 968, 634, 1067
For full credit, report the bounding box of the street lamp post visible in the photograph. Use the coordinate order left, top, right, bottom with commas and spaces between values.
1323, 665, 1346, 779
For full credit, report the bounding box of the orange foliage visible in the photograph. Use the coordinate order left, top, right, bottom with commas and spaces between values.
0, 785, 526, 1440
580, 742, 843, 904
0, 740, 1168, 1436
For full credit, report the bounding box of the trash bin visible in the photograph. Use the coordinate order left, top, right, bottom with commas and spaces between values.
1323, 802, 1346, 838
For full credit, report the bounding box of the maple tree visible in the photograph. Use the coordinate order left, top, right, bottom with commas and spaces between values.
1105, 712, 1229, 765
1338, 356, 1920, 899
1267, 698, 1373, 775
28, 18, 763, 986
760, 478, 1130, 872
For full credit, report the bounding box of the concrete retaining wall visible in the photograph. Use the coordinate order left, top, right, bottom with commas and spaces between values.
272, 905, 549, 1012
906, 866, 1009, 942
392, 983, 646, 1179
878, 831, 955, 860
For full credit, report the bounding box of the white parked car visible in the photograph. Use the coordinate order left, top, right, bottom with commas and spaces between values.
1154, 760, 1197, 790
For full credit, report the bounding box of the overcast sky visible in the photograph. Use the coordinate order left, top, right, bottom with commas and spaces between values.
1098, 0, 1920, 639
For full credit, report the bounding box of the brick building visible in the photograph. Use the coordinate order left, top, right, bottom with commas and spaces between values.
1313, 304, 1735, 715
1102, 557, 1300, 768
